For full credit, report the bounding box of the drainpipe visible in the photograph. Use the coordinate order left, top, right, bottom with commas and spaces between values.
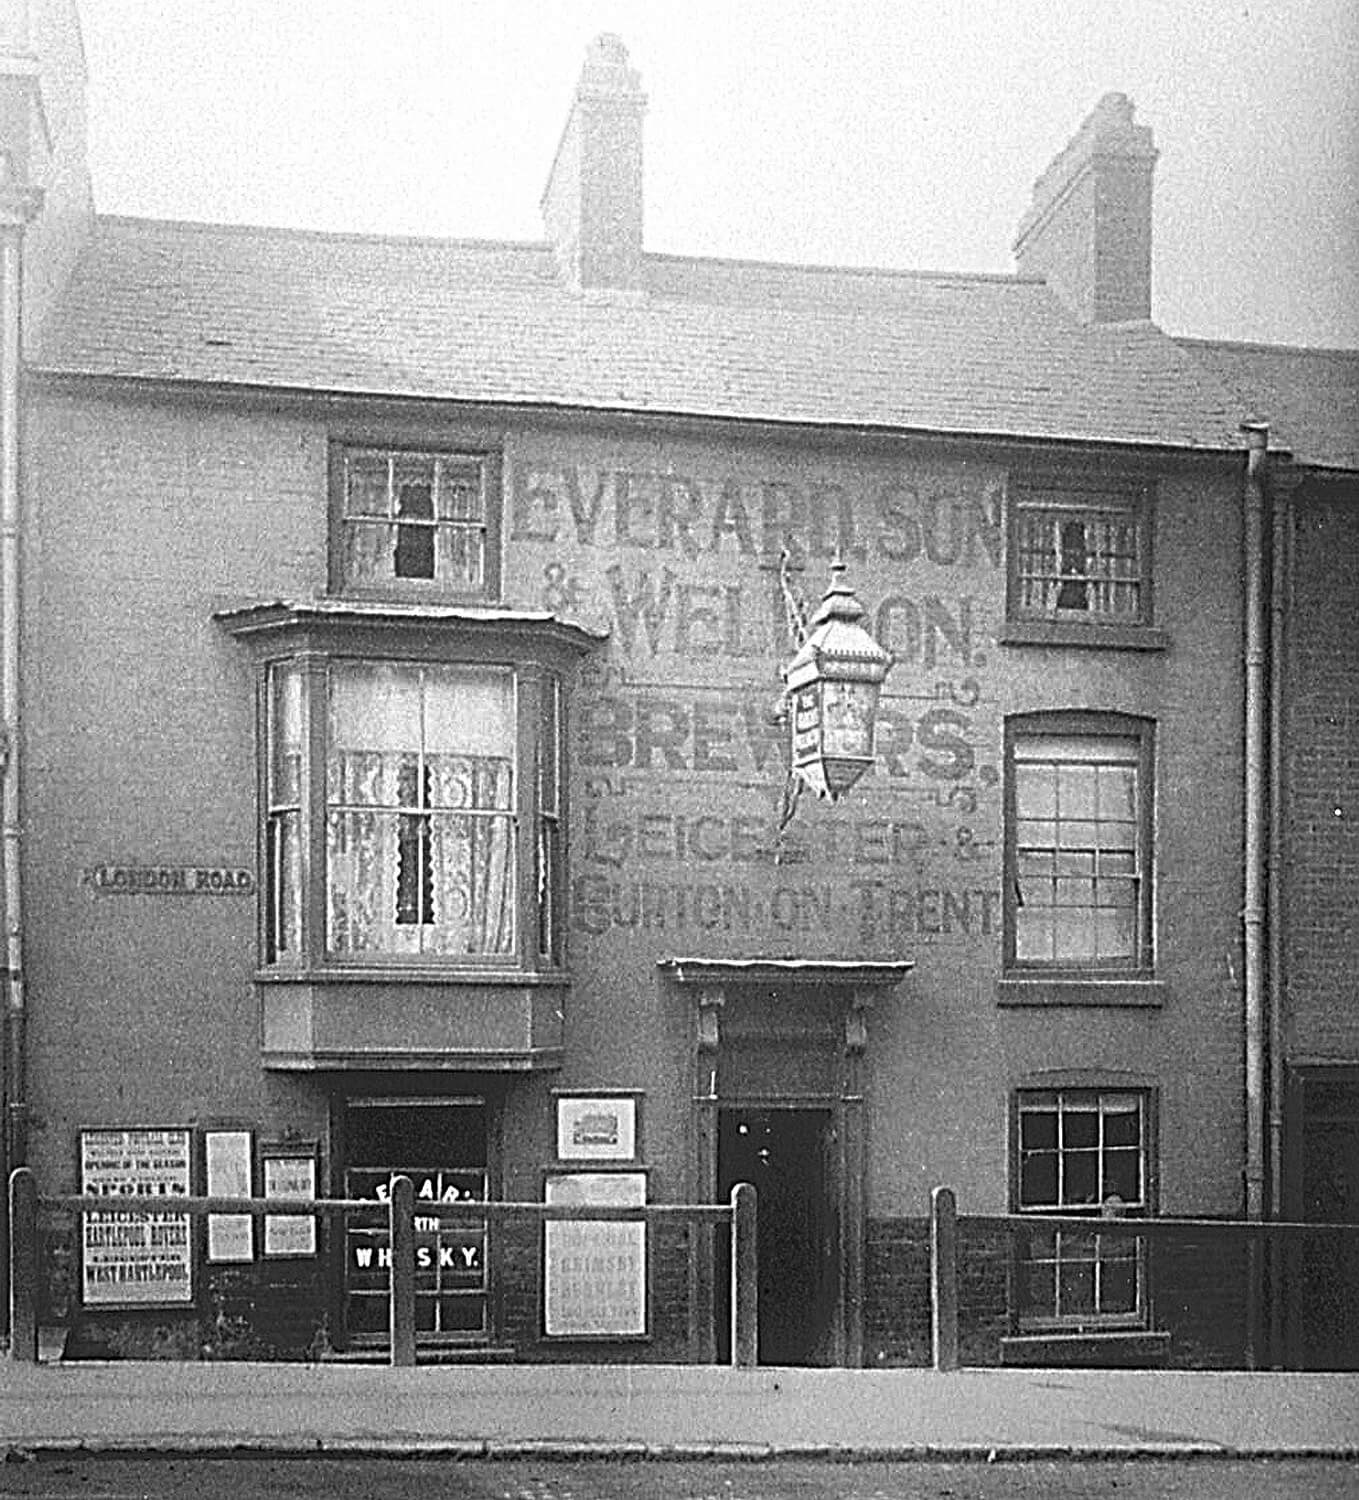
1266, 464, 1291, 1365
1241, 423, 1269, 1367
0, 178, 40, 1175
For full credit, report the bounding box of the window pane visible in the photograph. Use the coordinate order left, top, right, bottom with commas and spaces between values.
331, 662, 423, 758
434, 526, 485, 591
345, 454, 390, 517
1057, 764, 1098, 818
327, 809, 393, 953
1016, 764, 1057, 819
1064, 1151, 1099, 1207
1052, 907, 1094, 960
1098, 764, 1138, 821
269, 663, 304, 804
422, 667, 515, 759
1015, 909, 1054, 960
1062, 1107, 1099, 1150
1020, 1151, 1058, 1207
1099, 1251, 1139, 1315
1054, 875, 1095, 910
1104, 1146, 1142, 1205
269, 811, 302, 958
1095, 906, 1136, 960
1058, 1257, 1096, 1316
1020, 1109, 1058, 1151
436, 462, 484, 521
1102, 1098, 1142, 1145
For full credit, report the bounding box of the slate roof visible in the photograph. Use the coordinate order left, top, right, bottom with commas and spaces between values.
34, 214, 1251, 453
1176, 338, 1359, 472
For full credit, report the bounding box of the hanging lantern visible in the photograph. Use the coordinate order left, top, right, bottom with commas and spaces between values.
783, 559, 893, 802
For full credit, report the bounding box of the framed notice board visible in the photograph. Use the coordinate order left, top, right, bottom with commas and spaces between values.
542, 1168, 648, 1339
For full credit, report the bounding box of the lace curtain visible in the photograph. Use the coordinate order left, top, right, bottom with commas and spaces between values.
326, 664, 516, 957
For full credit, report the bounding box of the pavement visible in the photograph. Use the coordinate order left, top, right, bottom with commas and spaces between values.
3, 1359, 1359, 1460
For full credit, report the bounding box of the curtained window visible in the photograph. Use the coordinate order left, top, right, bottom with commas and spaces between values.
1008, 475, 1151, 627
336, 448, 497, 599
263, 654, 568, 970
325, 663, 516, 957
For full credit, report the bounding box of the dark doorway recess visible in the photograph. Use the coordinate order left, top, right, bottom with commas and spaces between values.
1287, 1068, 1359, 1370
717, 1107, 836, 1366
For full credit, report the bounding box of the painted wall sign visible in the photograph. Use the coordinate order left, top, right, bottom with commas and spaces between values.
83, 865, 255, 895
543, 1171, 647, 1338
80, 1128, 192, 1306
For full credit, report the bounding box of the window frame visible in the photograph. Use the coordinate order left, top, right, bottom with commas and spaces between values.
1003, 471, 1165, 650
262, 649, 560, 977
1010, 1085, 1158, 1333
328, 441, 503, 604
1002, 712, 1156, 982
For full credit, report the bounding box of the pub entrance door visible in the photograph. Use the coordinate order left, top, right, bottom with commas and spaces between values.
717, 1106, 837, 1366
340, 1096, 489, 1347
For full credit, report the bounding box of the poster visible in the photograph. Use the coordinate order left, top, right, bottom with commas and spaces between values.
263, 1154, 317, 1257
543, 1171, 647, 1337
205, 1129, 253, 1263
80, 1127, 193, 1306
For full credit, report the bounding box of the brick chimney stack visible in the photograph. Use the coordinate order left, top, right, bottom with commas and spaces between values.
1013, 93, 1158, 324
541, 34, 646, 293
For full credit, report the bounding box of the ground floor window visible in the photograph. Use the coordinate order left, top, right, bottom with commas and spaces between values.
342, 1097, 489, 1341
1014, 1088, 1150, 1328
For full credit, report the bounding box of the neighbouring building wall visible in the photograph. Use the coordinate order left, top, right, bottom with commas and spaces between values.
1283, 476, 1359, 1056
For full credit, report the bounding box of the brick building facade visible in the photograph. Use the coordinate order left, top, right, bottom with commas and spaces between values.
2, 4, 1355, 1366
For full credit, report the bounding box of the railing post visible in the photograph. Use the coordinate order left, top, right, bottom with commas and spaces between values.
730, 1181, 758, 1368
930, 1185, 959, 1372
8, 1166, 37, 1363
388, 1173, 416, 1368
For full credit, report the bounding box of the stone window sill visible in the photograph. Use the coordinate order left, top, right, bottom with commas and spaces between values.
1000, 1330, 1171, 1367
996, 976, 1166, 1008
1000, 620, 1169, 652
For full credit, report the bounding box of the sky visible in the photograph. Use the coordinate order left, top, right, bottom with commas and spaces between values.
74, 0, 1359, 350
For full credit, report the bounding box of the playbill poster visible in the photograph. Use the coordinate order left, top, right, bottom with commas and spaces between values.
80, 1127, 192, 1305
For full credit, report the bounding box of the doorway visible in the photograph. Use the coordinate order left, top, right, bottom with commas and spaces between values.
717, 1107, 837, 1365
341, 1096, 489, 1346
1288, 1068, 1359, 1369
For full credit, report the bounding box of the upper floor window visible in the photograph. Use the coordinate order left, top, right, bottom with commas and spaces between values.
332, 447, 500, 600
261, 640, 572, 976
1005, 713, 1154, 975
1008, 474, 1153, 630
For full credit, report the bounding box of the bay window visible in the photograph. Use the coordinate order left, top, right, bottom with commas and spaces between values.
265, 654, 559, 971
